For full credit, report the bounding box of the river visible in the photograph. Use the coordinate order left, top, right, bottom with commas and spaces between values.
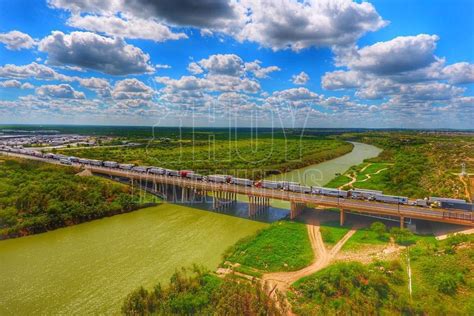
0, 141, 381, 315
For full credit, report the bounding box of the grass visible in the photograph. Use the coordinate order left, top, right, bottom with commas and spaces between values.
342, 227, 389, 251
223, 221, 313, 272
325, 161, 392, 191
319, 221, 351, 246
407, 234, 474, 314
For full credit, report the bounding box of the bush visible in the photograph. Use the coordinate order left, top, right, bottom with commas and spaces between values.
434, 273, 458, 295
370, 222, 388, 240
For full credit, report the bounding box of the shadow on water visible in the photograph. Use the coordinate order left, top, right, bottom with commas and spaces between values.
169, 198, 290, 223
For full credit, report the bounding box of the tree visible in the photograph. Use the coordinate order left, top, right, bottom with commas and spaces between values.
370, 222, 387, 240
390, 227, 414, 245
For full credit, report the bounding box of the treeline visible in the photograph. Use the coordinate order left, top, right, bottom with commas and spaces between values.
0, 158, 146, 239
122, 266, 285, 315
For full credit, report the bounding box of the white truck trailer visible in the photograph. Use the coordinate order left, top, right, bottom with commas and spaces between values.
103, 161, 119, 168
374, 194, 408, 204
232, 178, 253, 186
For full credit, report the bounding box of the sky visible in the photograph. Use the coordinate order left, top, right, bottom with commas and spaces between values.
0, 0, 473, 129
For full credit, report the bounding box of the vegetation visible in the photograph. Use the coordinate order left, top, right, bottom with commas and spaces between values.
290, 260, 409, 315
319, 221, 351, 246
407, 234, 474, 314
342, 221, 436, 250
0, 157, 150, 239
339, 131, 474, 199
290, 234, 474, 315
223, 221, 313, 272
121, 266, 285, 316
56, 133, 353, 179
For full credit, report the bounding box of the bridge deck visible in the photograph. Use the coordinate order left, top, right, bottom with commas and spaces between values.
2, 151, 472, 227
89, 166, 473, 227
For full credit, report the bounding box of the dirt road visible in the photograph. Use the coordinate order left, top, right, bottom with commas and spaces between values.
262, 216, 357, 296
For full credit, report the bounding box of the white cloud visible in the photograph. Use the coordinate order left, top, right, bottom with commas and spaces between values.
442, 62, 474, 84
244, 60, 280, 78
322, 70, 364, 90
0, 80, 22, 88
156, 64, 171, 69
67, 14, 187, 42
21, 82, 34, 89
292, 71, 310, 85
48, 0, 386, 51
338, 34, 439, 75
198, 54, 244, 76
187, 62, 204, 75
0, 62, 72, 81
0, 30, 36, 50
238, 0, 387, 51
112, 78, 155, 100
38, 31, 155, 75
36, 84, 86, 99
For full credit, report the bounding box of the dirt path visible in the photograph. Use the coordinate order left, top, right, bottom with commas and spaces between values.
459, 175, 472, 202
360, 163, 372, 173
338, 172, 356, 190
262, 219, 357, 299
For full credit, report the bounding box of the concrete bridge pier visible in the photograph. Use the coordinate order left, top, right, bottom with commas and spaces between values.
248, 195, 270, 218
290, 201, 305, 220
340, 209, 346, 226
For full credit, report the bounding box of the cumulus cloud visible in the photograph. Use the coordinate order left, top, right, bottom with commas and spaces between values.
124, 0, 241, 29
112, 78, 155, 100
244, 60, 280, 78
36, 84, 86, 99
442, 62, 474, 84
187, 62, 204, 75
21, 82, 35, 89
292, 71, 310, 85
67, 14, 187, 42
38, 31, 155, 75
198, 54, 244, 76
48, 0, 386, 51
0, 80, 22, 88
322, 70, 363, 90
0, 30, 36, 50
337, 34, 439, 75
0, 62, 72, 81
238, 0, 387, 51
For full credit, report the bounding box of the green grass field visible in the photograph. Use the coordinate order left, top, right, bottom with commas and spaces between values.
319, 221, 351, 246
325, 162, 392, 191
223, 221, 313, 272
342, 227, 388, 250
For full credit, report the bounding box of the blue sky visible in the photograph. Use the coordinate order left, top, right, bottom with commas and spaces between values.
0, 0, 473, 128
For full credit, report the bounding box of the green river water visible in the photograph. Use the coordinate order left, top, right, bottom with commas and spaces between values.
0, 142, 381, 315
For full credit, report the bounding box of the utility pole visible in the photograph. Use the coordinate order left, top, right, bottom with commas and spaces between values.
461, 162, 467, 177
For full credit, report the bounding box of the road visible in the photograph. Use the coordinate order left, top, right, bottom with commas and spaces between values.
2, 151, 473, 227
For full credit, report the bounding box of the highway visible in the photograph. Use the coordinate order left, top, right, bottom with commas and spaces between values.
2, 151, 473, 227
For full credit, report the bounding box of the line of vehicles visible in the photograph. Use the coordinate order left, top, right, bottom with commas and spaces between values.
1, 146, 473, 212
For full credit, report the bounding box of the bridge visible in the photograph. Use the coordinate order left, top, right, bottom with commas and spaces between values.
3, 151, 473, 228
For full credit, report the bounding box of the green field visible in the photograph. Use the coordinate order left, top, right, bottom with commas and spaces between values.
319, 221, 351, 246
55, 134, 353, 179
223, 221, 313, 272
